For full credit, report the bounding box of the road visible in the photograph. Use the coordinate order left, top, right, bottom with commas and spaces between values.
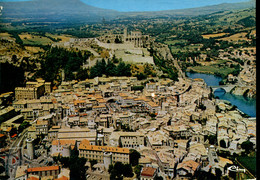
6, 129, 27, 179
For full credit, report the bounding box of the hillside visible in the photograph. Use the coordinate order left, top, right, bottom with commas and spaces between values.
117, 1, 255, 19
0, 0, 120, 23
0, 0, 255, 24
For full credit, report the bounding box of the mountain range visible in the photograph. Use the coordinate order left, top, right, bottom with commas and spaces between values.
0, 0, 255, 23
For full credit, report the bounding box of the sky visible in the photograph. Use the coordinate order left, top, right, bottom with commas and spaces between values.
0, 0, 250, 12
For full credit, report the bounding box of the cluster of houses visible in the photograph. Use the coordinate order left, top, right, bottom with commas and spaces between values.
0, 75, 256, 179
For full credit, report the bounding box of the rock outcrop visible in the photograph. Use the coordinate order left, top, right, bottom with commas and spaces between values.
230, 86, 256, 98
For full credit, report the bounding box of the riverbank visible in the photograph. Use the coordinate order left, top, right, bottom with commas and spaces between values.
186, 72, 256, 117
187, 64, 238, 78
230, 86, 256, 98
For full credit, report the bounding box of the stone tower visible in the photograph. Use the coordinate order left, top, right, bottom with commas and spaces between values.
26, 138, 34, 160
103, 152, 112, 170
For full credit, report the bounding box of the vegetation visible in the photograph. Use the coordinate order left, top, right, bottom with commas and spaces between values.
241, 140, 254, 153
129, 149, 141, 166
18, 121, 31, 134
237, 155, 256, 176
108, 162, 134, 180
0, 62, 25, 93
131, 85, 144, 91
152, 54, 178, 81
89, 58, 131, 78
35, 47, 92, 82
54, 145, 87, 180
134, 165, 143, 179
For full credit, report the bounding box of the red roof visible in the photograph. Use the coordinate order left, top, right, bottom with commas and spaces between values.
27, 166, 60, 173
55, 176, 69, 180
12, 157, 16, 164
141, 167, 156, 177
11, 134, 17, 138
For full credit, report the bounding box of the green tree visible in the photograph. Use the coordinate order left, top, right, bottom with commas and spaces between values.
131, 86, 144, 91
90, 60, 104, 78
130, 149, 141, 166
0, 62, 25, 94
241, 140, 254, 153
122, 164, 134, 177
116, 62, 131, 76
76, 68, 89, 80
155, 176, 164, 180
112, 55, 119, 63
36, 47, 91, 82
18, 121, 31, 134
143, 63, 153, 75
109, 162, 124, 180
60, 157, 70, 168
106, 59, 117, 76
135, 73, 147, 80
134, 165, 143, 179
70, 157, 87, 180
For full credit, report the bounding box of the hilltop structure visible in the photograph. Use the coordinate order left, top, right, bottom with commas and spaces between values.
123, 28, 150, 47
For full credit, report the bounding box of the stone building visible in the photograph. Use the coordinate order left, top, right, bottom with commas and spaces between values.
15, 80, 51, 100
78, 140, 130, 164
140, 166, 157, 180
123, 28, 149, 47
26, 166, 60, 179
109, 132, 145, 148
51, 139, 76, 157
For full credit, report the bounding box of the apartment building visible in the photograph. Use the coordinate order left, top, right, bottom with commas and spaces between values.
78, 140, 130, 164
26, 166, 60, 179
109, 132, 145, 148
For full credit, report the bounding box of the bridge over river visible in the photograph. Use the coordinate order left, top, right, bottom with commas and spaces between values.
210, 85, 236, 93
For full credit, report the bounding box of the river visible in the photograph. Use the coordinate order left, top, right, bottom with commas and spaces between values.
186, 72, 256, 117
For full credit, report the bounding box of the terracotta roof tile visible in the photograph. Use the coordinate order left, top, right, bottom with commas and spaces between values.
27, 166, 60, 173
79, 143, 129, 154
55, 176, 69, 180
141, 167, 156, 177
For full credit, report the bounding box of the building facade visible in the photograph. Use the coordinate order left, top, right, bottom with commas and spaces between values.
79, 141, 130, 164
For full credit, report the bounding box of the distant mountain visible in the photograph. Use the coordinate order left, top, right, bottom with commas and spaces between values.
121, 1, 255, 18
0, 0, 255, 23
0, 0, 120, 23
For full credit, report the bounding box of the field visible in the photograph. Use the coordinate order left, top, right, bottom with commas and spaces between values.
0, 32, 11, 38
165, 39, 187, 46
237, 156, 256, 177
24, 46, 44, 53
0, 32, 15, 41
187, 63, 236, 77
19, 33, 53, 45
168, 42, 202, 53
218, 32, 249, 42
46, 33, 73, 42
202, 33, 228, 39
